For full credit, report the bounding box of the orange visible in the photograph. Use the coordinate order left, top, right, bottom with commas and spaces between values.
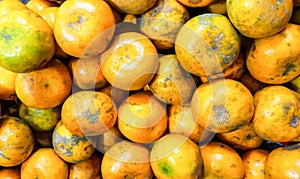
25, 0, 57, 16
54, 0, 116, 58
0, 167, 20, 179
0, 0, 29, 16
15, 59, 72, 109
69, 56, 108, 90
0, 65, 18, 100
69, 152, 101, 179
227, 0, 293, 38
252, 85, 300, 142
176, 0, 215, 7
21, 148, 69, 179
242, 149, 269, 179
100, 32, 159, 91
150, 133, 202, 179
149, 54, 197, 105
105, 0, 156, 14
61, 90, 117, 136
175, 13, 241, 77
101, 140, 153, 179
200, 141, 245, 179
139, 0, 189, 49
96, 125, 125, 153
0, 9, 55, 73
246, 23, 300, 84
18, 102, 60, 132
191, 79, 254, 133
117, 91, 168, 143
217, 122, 265, 151
265, 144, 300, 179
204, 0, 227, 15
52, 121, 95, 163
0, 117, 35, 167
99, 85, 128, 107
168, 102, 213, 144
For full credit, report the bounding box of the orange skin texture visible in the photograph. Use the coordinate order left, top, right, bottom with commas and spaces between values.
0, 117, 34, 167
0, 167, 20, 179
252, 85, 300, 142
101, 32, 159, 91
217, 122, 265, 151
149, 54, 196, 105
0, 65, 17, 100
150, 134, 202, 179
176, 0, 215, 7
104, 0, 156, 14
227, 0, 293, 38
140, 0, 189, 49
191, 79, 254, 133
69, 57, 108, 90
117, 92, 168, 144
168, 102, 213, 144
265, 144, 300, 179
246, 23, 300, 84
69, 153, 101, 179
200, 142, 245, 179
52, 121, 95, 163
15, 59, 72, 109
0, 9, 55, 73
242, 149, 269, 179
99, 85, 128, 107
175, 13, 241, 77
54, 0, 116, 58
101, 141, 153, 179
0, 0, 29, 16
21, 148, 68, 179
61, 91, 117, 136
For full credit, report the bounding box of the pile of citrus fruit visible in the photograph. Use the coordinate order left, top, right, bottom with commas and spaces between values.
1, 0, 300, 178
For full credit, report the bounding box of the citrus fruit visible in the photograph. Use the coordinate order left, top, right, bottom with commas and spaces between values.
25, 0, 57, 16
15, 59, 72, 109
242, 149, 269, 179
0, 167, 20, 179
117, 91, 168, 143
252, 85, 300, 142
200, 141, 245, 179
20, 148, 69, 179
0, 117, 34, 167
149, 54, 197, 105
176, 0, 215, 7
61, 91, 117, 136
0, 9, 55, 73
105, 0, 156, 14
191, 79, 254, 133
227, 0, 293, 38
139, 0, 189, 49
101, 32, 159, 91
18, 102, 60, 132
0, 65, 18, 100
53, 0, 116, 57
246, 23, 300, 84
265, 144, 300, 179
52, 121, 95, 163
0, 0, 29, 16
101, 140, 153, 179
175, 13, 241, 77
150, 133, 202, 179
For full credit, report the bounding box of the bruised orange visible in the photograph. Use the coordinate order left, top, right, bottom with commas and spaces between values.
54, 0, 116, 58
15, 59, 72, 109
61, 90, 117, 136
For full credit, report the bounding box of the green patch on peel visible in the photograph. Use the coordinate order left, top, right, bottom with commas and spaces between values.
158, 162, 174, 177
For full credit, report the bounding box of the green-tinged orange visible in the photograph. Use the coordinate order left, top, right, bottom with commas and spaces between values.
175, 13, 241, 77
0, 117, 34, 167
0, 9, 55, 73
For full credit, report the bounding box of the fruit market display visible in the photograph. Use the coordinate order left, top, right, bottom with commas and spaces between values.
1, 0, 300, 178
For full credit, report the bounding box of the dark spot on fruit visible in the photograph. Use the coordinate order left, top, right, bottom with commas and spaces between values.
158, 163, 174, 177
213, 104, 230, 123
283, 64, 296, 76
246, 134, 253, 140
289, 116, 298, 128
68, 23, 73, 28
44, 83, 49, 88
